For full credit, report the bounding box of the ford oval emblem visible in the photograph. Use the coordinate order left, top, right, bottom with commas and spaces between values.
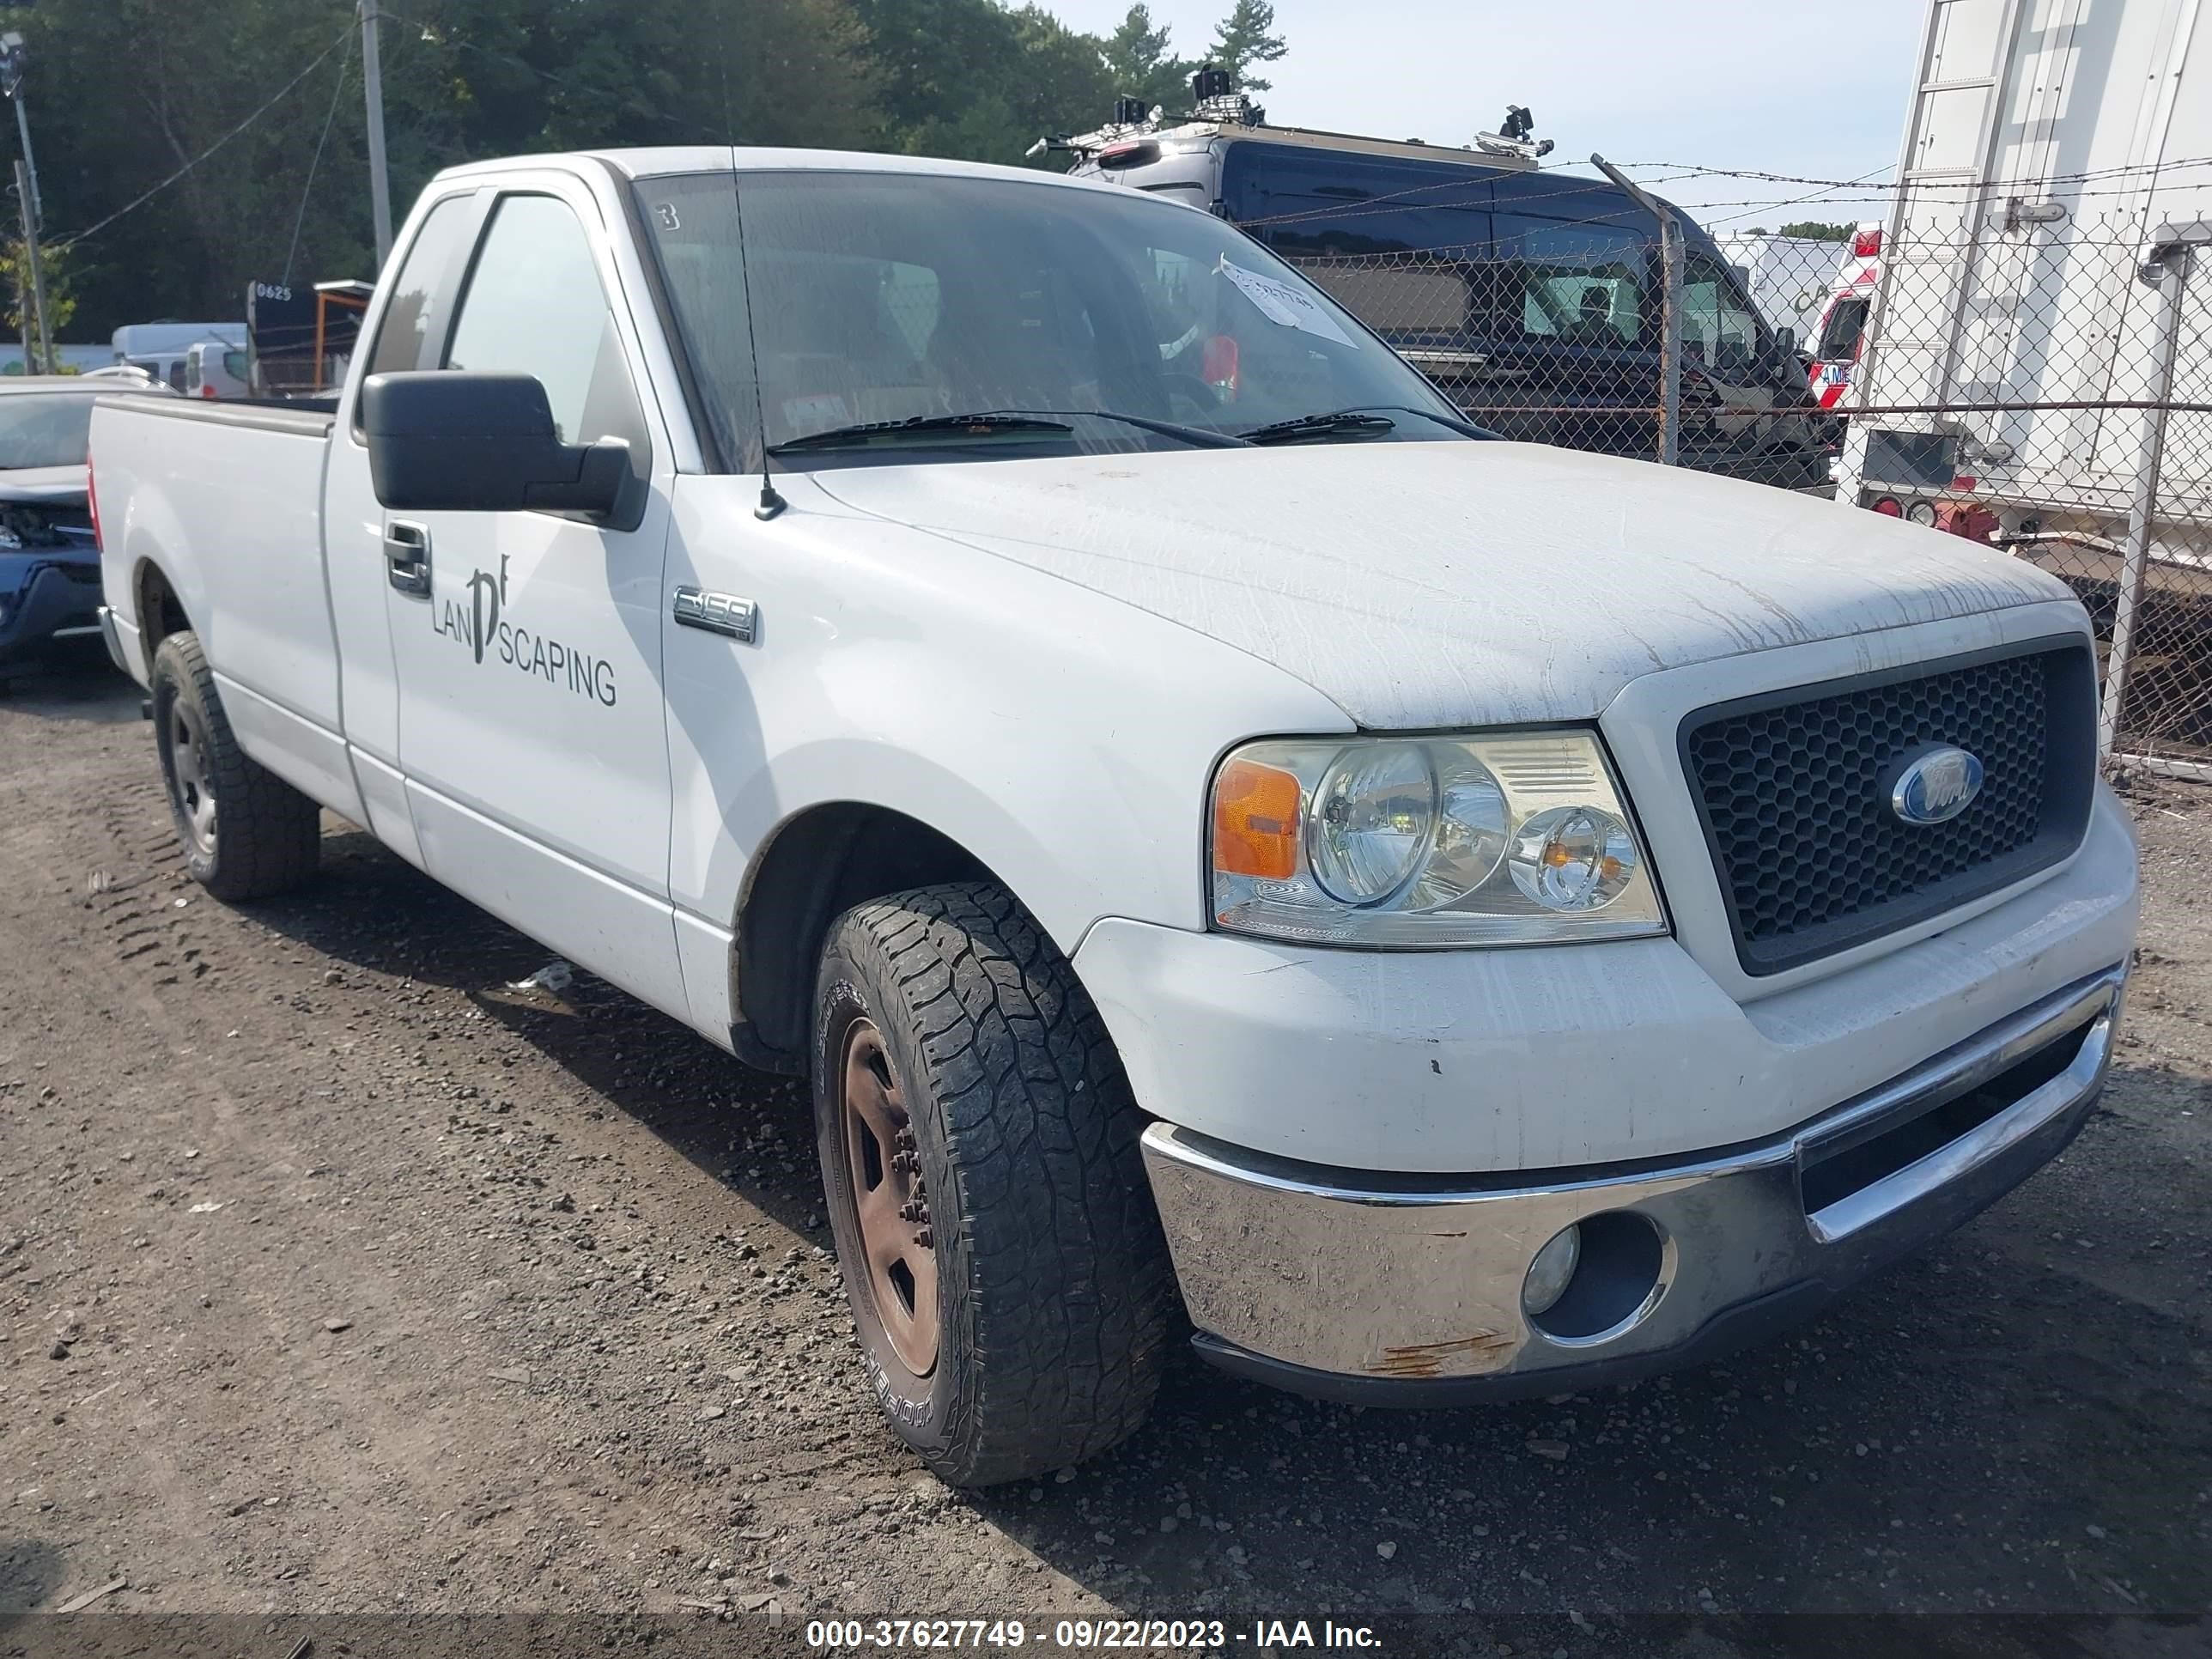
1890, 744, 1985, 825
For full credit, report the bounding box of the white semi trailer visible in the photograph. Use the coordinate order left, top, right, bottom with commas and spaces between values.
1835, 0, 2209, 565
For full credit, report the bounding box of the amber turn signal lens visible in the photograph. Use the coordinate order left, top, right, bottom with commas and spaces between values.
1212, 758, 1301, 880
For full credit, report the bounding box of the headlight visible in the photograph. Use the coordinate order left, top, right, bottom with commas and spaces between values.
1209, 731, 1666, 946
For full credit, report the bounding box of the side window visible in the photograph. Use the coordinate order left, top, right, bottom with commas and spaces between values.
1492, 218, 1648, 349
1820, 295, 1871, 362
444, 193, 649, 471
365, 194, 480, 377
1682, 255, 1764, 376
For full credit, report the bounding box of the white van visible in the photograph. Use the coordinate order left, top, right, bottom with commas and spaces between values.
183, 340, 252, 399
110, 322, 246, 395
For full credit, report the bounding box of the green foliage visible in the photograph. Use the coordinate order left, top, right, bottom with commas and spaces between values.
0, 0, 1288, 337
0, 236, 75, 357
1207, 0, 1285, 93
1103, 4, 1192, 115
1777, 221, 1855, 242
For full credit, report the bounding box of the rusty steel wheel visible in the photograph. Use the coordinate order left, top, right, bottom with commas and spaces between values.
836, 1017, 939, 1379
813, 883, 1175, 1486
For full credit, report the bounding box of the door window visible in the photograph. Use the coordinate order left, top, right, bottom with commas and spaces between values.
1491, 219, 1649, 348
365, 194, 482, 378
1681, 254, 1765, 377
1819, 295, 1871, 362
444, 193, 649, 470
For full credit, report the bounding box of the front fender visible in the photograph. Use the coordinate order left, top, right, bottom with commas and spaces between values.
663, 471, 1350, 956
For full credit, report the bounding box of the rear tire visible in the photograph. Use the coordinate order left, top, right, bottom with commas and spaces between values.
813, 881, 1174, 1486
150, 631, 321, 901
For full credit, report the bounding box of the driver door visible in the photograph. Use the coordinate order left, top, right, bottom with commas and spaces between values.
378, 179, 689, 1021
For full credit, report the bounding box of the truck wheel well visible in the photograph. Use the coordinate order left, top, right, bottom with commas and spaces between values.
134, 561, 190, 673
735, 804, 991, 1069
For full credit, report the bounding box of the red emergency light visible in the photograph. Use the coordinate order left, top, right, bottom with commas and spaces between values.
1852, 227, 1883, 258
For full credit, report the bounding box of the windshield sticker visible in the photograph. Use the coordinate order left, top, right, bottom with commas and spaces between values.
1217, 257, 1358, 349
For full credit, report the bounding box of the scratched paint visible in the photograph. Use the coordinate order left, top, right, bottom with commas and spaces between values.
1365, 1331, 1516, 1378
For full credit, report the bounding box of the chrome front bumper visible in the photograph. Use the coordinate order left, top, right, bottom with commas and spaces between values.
1139, 963, 2126, 1400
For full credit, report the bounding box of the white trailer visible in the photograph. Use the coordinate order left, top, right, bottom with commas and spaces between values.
1834, 0, 2211, 567
1716, 231, 1850, 351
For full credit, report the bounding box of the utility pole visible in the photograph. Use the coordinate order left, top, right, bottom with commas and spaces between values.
15, 161, 48, 374
0, 33, 32, 229
9, 93, 35, 232
0, 33, 48, 374
360, 0, 392, 267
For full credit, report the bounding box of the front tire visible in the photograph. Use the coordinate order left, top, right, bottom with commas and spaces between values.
813, 882, 1174, 1486
150, 632, 321, 901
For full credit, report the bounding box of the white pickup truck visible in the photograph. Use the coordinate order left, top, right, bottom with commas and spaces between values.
91, 148, 2138, 1486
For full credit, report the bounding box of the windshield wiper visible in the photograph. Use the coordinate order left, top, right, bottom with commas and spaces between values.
769, 407, 1250, 455
1029, 408, 1251, 448
1353, 405, 1500, 440
1238, 410, 1398, 445
769, 413, 1073, 453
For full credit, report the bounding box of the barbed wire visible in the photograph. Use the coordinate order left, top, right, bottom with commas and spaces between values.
1612, 154, 2212, 190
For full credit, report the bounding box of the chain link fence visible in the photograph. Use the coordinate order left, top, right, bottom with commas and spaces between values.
1834, 210, 2212, 775
1279, 205, 2212, 771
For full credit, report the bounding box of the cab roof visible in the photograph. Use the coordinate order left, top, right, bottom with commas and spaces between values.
1106, 120, 1544, 173
431, 146, 1131, 197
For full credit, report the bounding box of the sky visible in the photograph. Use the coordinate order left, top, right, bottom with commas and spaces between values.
1045, 0, 1929, 228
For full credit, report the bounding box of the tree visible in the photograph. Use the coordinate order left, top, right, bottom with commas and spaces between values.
1104, 4, 1191, 114
0, 0, 1248, 334
1006, 6, 1115, 147
1207, 0, 1285, 94
1778, 221, 1855, 242
848, 0, 1116, 166
0, 0, 883, 337
1, 238, 75, 365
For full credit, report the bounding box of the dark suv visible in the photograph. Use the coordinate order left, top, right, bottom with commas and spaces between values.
1068, 116, 1829, 490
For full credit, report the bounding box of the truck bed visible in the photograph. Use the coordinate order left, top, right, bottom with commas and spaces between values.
92, 394, 359, 819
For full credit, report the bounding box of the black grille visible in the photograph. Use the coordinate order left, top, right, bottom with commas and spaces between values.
1681, 641, 2098, 975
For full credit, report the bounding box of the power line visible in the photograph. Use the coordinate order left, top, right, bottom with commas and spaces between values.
53, 25, 353, 250
284, 26, 357, 285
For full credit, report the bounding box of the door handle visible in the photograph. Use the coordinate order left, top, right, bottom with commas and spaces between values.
385, 520, 431, 598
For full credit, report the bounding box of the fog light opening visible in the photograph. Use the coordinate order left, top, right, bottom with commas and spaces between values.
1523, 1210, 1668, 1343
1521, 1222, 1582, 1317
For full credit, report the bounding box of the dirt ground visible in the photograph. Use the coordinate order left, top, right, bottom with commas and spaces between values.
1, 660, 2208, 1656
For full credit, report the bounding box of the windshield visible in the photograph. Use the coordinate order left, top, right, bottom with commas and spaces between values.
0, 392, 97, 470
635, 169, 1472, 465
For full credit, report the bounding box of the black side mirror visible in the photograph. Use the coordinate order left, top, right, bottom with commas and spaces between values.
361, 371, 641, 529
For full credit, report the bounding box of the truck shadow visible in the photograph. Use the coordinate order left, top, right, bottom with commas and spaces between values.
0, 1534, 64, 1620
240, 827, 2211, 1624
252, 823, 829, 1248
0, 657, 142, 724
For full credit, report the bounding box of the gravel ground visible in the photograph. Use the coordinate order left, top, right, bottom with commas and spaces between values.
0, 661, 2207, 1655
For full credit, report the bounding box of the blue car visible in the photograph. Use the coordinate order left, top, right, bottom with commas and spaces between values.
0, 374, 168, 682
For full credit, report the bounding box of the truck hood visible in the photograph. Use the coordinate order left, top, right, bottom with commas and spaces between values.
809, 441, 2073, 727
